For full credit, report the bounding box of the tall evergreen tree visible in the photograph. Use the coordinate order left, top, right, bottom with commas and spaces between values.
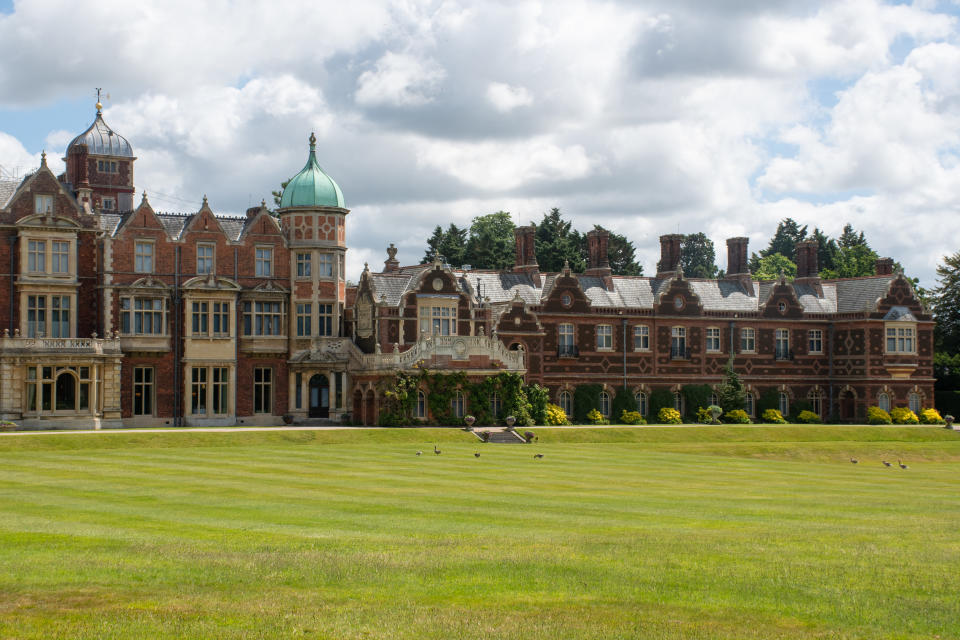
439, 224, 468, 267
838, 223, 867, 248
422, 225, 446, 263
749, 218, 807, 270
932, 250, 960, 354
810, 227, 838, 273
464, 211, 515, 270
535, 208, 585, 272
820, 223, 877, 278
716, 356, 746, 413
680, 232, 718, 278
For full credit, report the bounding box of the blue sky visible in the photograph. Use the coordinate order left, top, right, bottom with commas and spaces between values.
2, 0, 960, 288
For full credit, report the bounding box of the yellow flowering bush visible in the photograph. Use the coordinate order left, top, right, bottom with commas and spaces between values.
890, 407, 919, 424
620, 410, 646, 425
919, 408, 945, 425
724, 409, 751, 424
587, 408, 610, 425
762, 408, 787, 424
796, 410, 822, 424
657, 407, 682, 424
544, 403, 570, 426
867, 406, 892, 424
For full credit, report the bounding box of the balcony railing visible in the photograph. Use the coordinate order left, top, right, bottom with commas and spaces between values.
557, 344, 579, 358
670, 346, 690, 360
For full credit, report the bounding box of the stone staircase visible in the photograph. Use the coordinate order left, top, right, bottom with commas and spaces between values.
475, 429, 528, 443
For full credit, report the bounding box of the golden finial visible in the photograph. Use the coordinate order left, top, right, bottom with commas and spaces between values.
95, 88, 103, 114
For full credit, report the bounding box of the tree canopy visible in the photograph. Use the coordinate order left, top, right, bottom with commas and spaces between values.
422, 224, 468, 267
680, 233, 718, 278
464, 211, 516, 271
535, 208, 584, 272
933, 249, 960, 355
753, 253, 797, 280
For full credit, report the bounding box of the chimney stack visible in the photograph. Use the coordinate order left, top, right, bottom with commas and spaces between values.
875, 257, 894, 276
795, 240, 819, 279
585, 228, 613, 288
513, 225, 539, 282
657, 234, 683, 278
725, 237, 749, 277
384, 243, 399, 272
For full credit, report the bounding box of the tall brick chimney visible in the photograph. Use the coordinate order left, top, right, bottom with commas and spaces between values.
725, 237, 749, 276
513, 225, 539, 282
585, 228, 612, 288
875, 257, 894, 276
657, 234, 683, 278
795, 240, 819, 279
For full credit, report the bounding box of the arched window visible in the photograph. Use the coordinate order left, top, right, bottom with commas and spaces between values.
635, 391, 648, 416
877, 392, 890, 413
490, 391, 502, 418
809, 390, 822, 417
599, 392, 611, 417
451, 391, 465, 418
744, 393, 755, 417
415, 390, 426, 419
559, 390, 572, 416
908, 392, 921, 414
710, 392, 719, 407
673, 391, 684, 414
779, 392, 789, 416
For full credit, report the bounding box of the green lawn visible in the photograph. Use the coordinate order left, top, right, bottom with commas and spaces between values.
1, 426, 959, 639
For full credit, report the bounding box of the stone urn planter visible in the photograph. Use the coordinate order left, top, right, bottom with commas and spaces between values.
464, 415, 476, 431
504, 415, 516, 431
945, 415, 955, 430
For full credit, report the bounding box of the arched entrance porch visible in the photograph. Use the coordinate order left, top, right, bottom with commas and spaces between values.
308, 374, 330, 418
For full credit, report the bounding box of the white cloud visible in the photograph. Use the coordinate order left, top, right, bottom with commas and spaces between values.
355, 52, 446, 107
486, 82, 533, 112
415, 136, 594, 190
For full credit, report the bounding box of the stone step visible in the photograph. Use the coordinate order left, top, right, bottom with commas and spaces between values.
475, 429, 527, 443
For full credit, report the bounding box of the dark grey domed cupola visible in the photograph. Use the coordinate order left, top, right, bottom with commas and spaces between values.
64, 98, 137, 213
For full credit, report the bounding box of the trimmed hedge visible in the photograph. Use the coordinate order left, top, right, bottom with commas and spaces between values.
649, 388, 674, 420
611, 387, 637, 423
573, 385, 603, 424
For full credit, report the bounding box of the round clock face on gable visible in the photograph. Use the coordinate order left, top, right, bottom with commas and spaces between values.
432, 277, 444, 291
673, 295, 684, 309
561, 293, 572, 307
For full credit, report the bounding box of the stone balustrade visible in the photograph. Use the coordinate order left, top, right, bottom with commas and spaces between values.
0, 334, 123, 355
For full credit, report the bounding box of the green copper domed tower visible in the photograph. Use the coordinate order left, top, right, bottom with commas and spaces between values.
279, 133, 350, 422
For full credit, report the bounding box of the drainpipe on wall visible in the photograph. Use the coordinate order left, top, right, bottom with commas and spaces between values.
8, 235, 16, 333
828, 322, 835, 422
621, 317, 628, 390
173, 245, 181, 427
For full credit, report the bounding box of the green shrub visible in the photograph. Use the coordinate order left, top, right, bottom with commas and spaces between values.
657, 407, 682, 424
573, 385, 603, 424
919, 408, 945, 425
682, 384, 712, 419
696, 406, 713, 424
890, 407, 919, 425
724, 409, 751, 424
619, 410, 646, 425
761, 408, 787, 424
649, 388, 673, 419
612, 387, 637, 421
544, 403, 570, 426
796, 410, 822, 424
867, 406, 892, 425
758, 388, 780, 414
587, 408, 609, 425
526, 384, 549, 425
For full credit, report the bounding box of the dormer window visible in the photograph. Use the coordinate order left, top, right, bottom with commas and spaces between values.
97, 160, 118, 174
102, 197, 115, 211
34, 195, 53, 214
885, 326, 915, 354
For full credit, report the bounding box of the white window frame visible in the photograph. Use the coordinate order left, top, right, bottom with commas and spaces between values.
51, 241, 69, 274
255, 246, 273, 277
775, 329, 790, 360
779, 391, 790, 416
596, 324, 613, 351
451, 390, 465, 418
559, 390, 572, 416
27, 239, 46, 273
296, 252, 311, 278
885, 324, 916, 354
34, 194, 53, 214
671, 326, 686, 358
740, 327, 756, 353
197, 243, 215, 275
135, 241, 154, 274
318, 253, 334, 278
808, 329, 823, 354
908, 392, 921, 414
419, 302, 457, 336
599, 391, 611, 417
878, 392, 891, 412
633, 325, 649, 351
706, 327, 721, 353
745, 393, 755, 417
635, 391, 647, 416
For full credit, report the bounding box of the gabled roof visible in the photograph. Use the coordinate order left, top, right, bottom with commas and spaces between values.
0, 178, 19, 209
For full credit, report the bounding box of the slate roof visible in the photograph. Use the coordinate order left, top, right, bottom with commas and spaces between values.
98, 212, 124, 235
0, 178, 20, 209
219, 217, 246, 242
156, 213, 192, 239
368, 265, 902, 317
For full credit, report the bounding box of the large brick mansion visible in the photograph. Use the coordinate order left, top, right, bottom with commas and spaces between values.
0, 104, 933, 427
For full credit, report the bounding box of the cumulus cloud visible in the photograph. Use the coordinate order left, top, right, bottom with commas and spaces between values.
1, 0, 960, 286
